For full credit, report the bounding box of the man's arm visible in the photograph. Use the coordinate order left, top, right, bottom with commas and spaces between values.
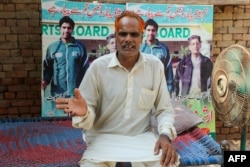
42, 47, 54, 89
174, 61, 182, 97
72, 62, 99, 130
153, 58, 177, 139
153, 62, 178, 166
162, 44, 174, 96
165, 59, 174, 96
76, 42, 89, 87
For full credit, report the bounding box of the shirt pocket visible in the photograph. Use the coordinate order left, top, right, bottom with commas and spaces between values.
138, 87, 156, 110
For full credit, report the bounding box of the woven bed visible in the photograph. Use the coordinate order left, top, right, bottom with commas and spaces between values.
0, 118, 223, 167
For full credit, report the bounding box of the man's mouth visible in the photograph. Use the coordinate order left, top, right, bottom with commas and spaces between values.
122, 44, 135, 50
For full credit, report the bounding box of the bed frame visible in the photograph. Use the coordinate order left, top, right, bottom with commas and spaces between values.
0, 117, 223, 166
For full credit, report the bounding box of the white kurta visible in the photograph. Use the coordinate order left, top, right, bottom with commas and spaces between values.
73, 52, 176, 162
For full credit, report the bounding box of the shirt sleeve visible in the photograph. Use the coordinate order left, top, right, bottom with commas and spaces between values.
154, 62, 177, 141
43, 46, 54, 83
72, 106, 95, 130
157, 109, 177, 141
72, 63, 98, 130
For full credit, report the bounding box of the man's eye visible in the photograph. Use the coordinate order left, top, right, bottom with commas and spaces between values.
130, 32, 140, 37
118, 32, 128, 37
118, 32, 140, 38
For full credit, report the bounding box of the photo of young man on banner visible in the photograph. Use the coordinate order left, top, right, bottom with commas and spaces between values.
41, 0, 125, 117
127, 3, 215, 138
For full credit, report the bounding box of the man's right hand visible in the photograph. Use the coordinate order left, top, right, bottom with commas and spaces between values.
55, 88, 88, 116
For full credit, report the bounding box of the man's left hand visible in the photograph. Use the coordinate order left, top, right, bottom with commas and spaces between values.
154, 135, 178, 167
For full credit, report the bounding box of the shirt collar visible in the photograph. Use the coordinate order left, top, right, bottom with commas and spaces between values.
108, 52, 146, 70
60, 37, 76, 45
191, 54, 201, 62
143, 39, 160, 46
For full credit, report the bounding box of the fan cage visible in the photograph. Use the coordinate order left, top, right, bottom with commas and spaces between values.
211, 44, 250, 127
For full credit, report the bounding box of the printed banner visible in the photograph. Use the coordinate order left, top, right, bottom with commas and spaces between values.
128, 3, 215, 138
41, 0, 215, 139
41, 0, 125, 117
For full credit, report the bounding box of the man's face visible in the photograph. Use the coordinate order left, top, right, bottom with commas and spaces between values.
107, 38, 116, 53
145, 25, 157, 41
188, 38, 201, 55
115, 16, 143, 58
60, 22, 73, 41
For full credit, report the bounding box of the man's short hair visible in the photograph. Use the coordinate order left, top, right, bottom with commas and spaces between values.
144, 19, 158, 31
59, 16, 75, 29
188, 35, 201, 44
114, 10, 145, 34
106, 34, 115, 43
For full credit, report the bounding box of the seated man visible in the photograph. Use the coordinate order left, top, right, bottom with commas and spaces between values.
56, 11, 179, 167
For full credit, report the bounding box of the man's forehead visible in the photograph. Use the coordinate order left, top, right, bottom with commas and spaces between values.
190, 38, 200, 43
117, 23, 140, 32
146, 25, 156, 30
118, 17, 139, 29
61, 23, 72, 27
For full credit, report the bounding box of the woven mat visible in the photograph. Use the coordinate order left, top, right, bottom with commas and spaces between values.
173, 127, 223, 166
0, 118, 222, 167
0, 118, 85, 167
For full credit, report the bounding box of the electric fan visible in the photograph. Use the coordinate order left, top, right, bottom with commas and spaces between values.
211, 44, 250, 150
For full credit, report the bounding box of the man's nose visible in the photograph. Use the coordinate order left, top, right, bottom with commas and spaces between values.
65, 28, 71, 32
124, 34, 134, 40
149, 31, 155, 35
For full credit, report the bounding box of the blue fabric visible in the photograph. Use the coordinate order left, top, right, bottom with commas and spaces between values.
173, 127, 223, 166
43, 38, 89, 96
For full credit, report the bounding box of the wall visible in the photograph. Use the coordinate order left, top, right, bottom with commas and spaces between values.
0, 0, 250, 141
213, 5, 250, 141
0, 0, 42, 118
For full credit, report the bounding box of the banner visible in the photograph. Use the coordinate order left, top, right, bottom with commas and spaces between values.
41, 0, 125, 117
127, 3, 215, 138
41, 0, 215, 139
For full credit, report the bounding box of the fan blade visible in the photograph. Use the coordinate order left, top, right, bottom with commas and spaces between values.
211, 44, 250, 126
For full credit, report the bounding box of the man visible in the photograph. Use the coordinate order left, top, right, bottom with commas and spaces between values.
56, 11, 178, 167
174, 35, 213, 97
140, 19, 174, 97
106, 33, 116, 53
42, 16, 89, 116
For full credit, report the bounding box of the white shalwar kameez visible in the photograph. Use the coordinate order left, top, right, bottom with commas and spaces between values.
72, 52, 178, 167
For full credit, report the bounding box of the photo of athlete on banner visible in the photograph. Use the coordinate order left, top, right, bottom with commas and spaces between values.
41, 16, 89, 117
174, 35, 213, 97
140, 19, 174, 97
41, 1, 125, 117
127, 3, 215, 138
